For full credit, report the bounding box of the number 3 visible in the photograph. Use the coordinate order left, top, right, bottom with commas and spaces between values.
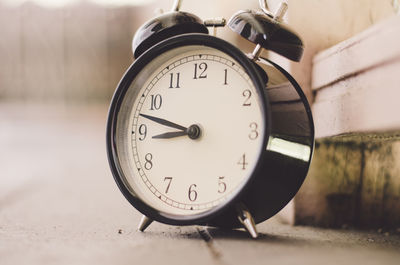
249, 122, 259, 140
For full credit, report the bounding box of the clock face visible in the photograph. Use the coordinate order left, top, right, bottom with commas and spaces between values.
112, 44, 266, 217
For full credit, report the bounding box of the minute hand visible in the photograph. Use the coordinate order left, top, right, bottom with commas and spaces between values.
139, 113, 187, 131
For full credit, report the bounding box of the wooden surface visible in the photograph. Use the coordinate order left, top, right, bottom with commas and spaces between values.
310, 15, 400, 138
312, 61, 400, 138
0, 2, 144, 102
1, 103, 400, 265
295, 135, 400, 229
312, 15, 400, 90
0, 1, 257, 103
293, 16, 400, 229
268, 0, 398, 102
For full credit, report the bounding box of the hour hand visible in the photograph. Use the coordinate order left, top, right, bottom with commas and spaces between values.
152, 125, 201, 140
152, 131, 187, 139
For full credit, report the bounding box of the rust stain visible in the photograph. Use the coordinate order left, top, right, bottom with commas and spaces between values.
354, 143, 366, 227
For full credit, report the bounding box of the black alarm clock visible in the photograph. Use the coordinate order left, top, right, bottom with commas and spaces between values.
106, 0, 314, 238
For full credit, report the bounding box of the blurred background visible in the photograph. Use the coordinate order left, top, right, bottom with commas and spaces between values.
0, 0, 396, 103
1, 0, 400, 264
0, 0, 263, 103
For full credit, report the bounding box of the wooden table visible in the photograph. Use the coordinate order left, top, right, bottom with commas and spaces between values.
1, 103, 399, 265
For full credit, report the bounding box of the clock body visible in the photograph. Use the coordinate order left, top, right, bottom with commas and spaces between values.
107, 33, 314, 228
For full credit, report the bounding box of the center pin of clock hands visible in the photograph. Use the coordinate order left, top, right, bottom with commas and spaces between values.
139, 113, 201, 140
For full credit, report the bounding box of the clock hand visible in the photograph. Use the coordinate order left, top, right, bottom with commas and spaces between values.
152, 124, 202, 140
152, 131, 187, 139
139, 113, 187, 131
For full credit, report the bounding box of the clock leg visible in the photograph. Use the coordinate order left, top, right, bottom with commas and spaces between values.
236, 204, 258, 239
138, 215, 153, 232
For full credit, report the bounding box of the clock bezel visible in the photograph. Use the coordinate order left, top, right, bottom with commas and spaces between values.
106, 33, 271, 225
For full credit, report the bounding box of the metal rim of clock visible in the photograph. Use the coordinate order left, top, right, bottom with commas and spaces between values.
255, 55, 315, 222
106, 33, 272, 226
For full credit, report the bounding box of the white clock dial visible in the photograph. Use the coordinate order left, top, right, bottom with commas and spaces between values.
116, 45, 265, 216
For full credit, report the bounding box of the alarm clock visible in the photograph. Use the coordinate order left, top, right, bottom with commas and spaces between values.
106, 0, 314, 238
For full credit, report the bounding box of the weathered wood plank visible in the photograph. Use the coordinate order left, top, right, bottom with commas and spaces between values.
105, 7, 139, 99
312, 15, 400, 90
295, 135, 400, 229
310, 15, 400, 138
295, 139, 363, 227
63, 3, 109, 101
19, 3, 65, 102
312, 61, 400, 138
361, 139, 400, 228
268, 0, 397, 102
0, 3, 144, 102
0, 6, 23, 99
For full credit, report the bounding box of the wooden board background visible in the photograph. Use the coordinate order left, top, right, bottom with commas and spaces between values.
0, 2, 144, 103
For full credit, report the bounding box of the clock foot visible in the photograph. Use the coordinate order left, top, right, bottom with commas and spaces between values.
138, 215, 153, 232
237, 204, 258, 239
